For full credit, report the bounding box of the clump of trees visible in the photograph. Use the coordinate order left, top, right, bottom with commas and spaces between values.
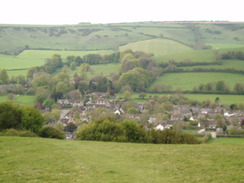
195, 81, 244, 94
0, 102, 45, 133
218, 51, 244, 60
76, 118, 200, 144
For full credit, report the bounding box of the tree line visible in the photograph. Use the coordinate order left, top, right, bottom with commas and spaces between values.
76, 118, 200, 144
194, 81, 244, 94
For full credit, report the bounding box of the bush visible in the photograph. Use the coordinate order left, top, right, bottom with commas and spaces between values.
0, 102, 45, 133
76, 118, 200, 144
39, 126, 65, 139
0, 129, 37, 137
201, 133, 212, 143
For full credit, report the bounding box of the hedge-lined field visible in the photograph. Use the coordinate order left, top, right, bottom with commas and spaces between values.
152, 72, 244, 91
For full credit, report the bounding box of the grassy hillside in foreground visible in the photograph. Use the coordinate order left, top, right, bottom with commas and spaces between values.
0, 136, 243, 183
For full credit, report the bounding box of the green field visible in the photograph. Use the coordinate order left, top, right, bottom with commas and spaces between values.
123, 93, 244, 105
181, 60, 244, 71
0, 50, 115, 76
211, 137, 244, 144
155, 46, 244, 63
185, 94, 244, 105
153, 72, 244, 91
88, 63, 121, 78
0, 95, 35, 106
0, 136, 243, 183
119, 38, 193, 56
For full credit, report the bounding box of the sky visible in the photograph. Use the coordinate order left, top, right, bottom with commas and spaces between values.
0, 0, 243, 25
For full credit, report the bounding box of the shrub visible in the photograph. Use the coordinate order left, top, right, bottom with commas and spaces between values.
76, 118, 200, 144
39, 126, 65, 139
201, 133, 212, 143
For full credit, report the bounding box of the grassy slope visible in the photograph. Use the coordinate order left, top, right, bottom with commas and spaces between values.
119, 38, 193, 56
0, 136, 243, 183
153, 72, 244, 91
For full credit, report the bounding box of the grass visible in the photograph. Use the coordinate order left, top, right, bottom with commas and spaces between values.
119, 38, 193, 56
88, 63, 121, 78
153, 72, 244, 91
181, 60, 244, 71
0, 50, 114, 77
18, 50, 114, 60
211, 137, 244, 144
0, 95, 35, 106
0, 136, 243, 183
156, 46, 244, 63
185, 94, 244, 105
118, 93, 244, 105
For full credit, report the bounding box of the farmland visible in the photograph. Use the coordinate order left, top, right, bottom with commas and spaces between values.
0, 136, 243, 183
0, 95, 35, 106
122, 93, 244, 106
0, 22, 244, 104
152, 72, 244, 91
119, 38, 193, 56
0, 50, 114, 76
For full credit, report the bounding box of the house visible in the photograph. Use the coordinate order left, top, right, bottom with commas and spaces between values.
170, 114, 184, 121
224, 112, 235, 117
73, 100, 83, 107
198, 129, 205, 134
95, 97, 111, 108
189, 116, 195, 121
60, 110, 74, 125
155, 124, 164, 131
114, 108, 125, 115
57, 99, 74, 106
148, 116, 157, 123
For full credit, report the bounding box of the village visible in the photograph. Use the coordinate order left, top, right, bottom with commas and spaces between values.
48, 92, 244, 139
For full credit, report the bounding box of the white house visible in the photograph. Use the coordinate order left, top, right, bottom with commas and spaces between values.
155, 124, 164, 131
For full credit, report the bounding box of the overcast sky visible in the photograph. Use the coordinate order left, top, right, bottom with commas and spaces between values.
0, 0, 243, 25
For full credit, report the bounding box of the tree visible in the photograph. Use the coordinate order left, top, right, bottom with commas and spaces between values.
139, 93, 147, 99
21, 106, 45, 133
215, 81, 229, 92
43, 99, 55, 108
67, 90, 81, 100
32, 72, 51, 89
70, 61, 76, 71
0, 69, 9, 84
0, 102, 22, 130
127, 107, 138, 114
123, 91, 132, 100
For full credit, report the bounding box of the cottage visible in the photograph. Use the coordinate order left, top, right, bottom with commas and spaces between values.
148, 116, 157, 123
114, 108, 125, 115
155, 124, 164, 131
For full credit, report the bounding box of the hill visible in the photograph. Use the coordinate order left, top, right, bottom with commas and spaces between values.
0, 136, 243, 183
1, 22, 244, 55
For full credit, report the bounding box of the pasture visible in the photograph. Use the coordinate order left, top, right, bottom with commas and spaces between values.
125, 93, 244, 106
155, 45, 244, 63
0, 95, 35, 106
152, 72, 244, 91
88, 63, 121, 78
0, 136, 243, 183
181, 60, 244, 71
119, 38, 193, 56
0, 50, 115, 77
